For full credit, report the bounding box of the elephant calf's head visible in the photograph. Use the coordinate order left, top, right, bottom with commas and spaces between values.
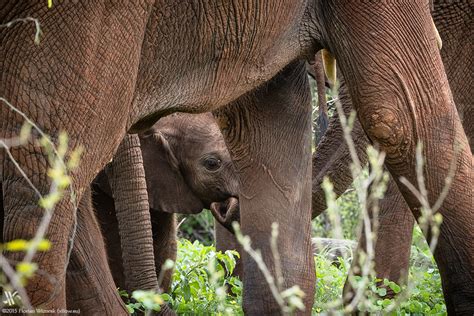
139, 113, 240, 229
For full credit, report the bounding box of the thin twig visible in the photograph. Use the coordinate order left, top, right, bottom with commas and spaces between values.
0, 17, 42, 45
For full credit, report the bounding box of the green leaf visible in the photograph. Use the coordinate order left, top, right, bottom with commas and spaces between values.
118, 289, 129, 299
388, 282, 401, 294
132, 290, 163, 312
377, 287, 387, 297
182, 280, 191, 302
126, 305, 134, 314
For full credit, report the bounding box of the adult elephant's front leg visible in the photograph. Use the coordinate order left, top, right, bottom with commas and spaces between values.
319, 2, 474, 313
1, 2, 151, 308
1, 145, 76, 308
214, 61, 314, 315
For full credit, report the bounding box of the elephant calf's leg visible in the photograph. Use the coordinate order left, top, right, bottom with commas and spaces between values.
343, 176, 414, 303
151, 210, 177, 292
66, 189, 128, 315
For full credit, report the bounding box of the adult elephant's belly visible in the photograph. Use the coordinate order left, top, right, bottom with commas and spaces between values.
128, 0, 312, 132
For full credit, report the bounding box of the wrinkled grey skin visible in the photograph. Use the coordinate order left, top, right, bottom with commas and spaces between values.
1, 2, 472, 314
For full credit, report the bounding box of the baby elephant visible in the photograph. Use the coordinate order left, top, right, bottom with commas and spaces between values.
92, 112, 240, 293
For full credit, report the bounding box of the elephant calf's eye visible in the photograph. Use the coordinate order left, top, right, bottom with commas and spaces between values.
203, 157, 222, 171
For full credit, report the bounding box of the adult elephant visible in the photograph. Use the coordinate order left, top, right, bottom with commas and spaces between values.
1, 2, 472, 315
311, 1, 473, 312
93, 112, 239, 293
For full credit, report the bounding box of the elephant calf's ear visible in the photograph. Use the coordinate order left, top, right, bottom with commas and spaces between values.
141, 131, 204, 215
156, 133, 180, 171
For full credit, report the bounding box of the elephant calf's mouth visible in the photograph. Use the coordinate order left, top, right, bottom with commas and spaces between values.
210, 197, 240, 233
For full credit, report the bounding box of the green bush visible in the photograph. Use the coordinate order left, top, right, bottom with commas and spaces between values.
151, 234, 445, 315
168, 239, 242, 315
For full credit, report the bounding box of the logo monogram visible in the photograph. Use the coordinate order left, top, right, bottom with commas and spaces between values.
2, 291, 18, 306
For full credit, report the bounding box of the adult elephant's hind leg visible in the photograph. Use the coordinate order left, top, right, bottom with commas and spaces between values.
214, 61, 314, 315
